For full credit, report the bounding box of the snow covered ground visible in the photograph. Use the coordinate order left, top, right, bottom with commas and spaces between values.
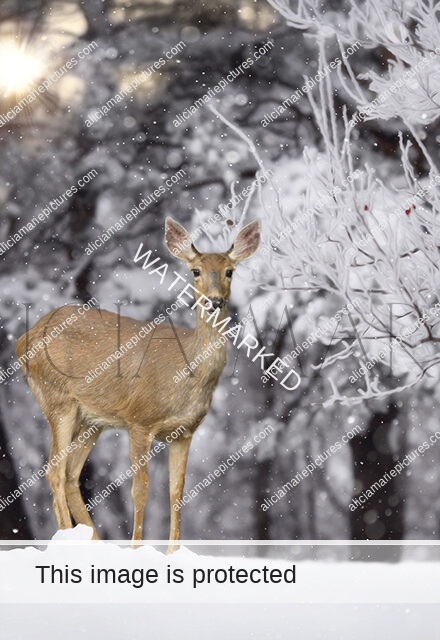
1, 526, 440, 638
2, 603, 440, 640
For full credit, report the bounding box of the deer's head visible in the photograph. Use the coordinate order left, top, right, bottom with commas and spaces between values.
165, 216, 260, 313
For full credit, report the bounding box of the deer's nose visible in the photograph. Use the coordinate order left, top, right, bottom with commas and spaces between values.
208, 297, 224, 310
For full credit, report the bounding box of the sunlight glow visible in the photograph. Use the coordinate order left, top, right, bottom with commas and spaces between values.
0, 43, 45, 97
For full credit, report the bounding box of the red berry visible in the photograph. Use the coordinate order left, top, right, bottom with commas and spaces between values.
364, 205, 369, 211
405, 208, 411, 215
412, 204, 416, 210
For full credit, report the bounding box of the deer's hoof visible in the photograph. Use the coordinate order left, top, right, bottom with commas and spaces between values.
166, 545, 180, 555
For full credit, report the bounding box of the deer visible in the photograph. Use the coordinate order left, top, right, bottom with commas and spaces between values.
16, 216, 260, 553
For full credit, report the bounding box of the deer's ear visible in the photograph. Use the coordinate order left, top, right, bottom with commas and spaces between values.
165, 217, 199, 262
228, 219, 261, 264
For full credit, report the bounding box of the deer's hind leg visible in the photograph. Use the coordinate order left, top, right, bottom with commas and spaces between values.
45, 402, 81, 531
65, 422, 103, 540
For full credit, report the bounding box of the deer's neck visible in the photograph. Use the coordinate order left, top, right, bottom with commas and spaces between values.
191, 306, 229, 380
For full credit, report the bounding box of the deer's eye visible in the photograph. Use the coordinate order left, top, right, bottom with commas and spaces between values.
192, 269, 201, 277
225, 269, 233, 278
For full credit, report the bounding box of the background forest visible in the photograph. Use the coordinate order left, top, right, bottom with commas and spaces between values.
1, 0, 440, 555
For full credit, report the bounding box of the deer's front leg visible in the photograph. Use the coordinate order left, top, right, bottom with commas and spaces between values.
167, 436, 192, 554
129, 427, 153, 547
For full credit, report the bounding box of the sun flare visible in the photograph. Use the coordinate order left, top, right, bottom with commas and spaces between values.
0, 43, 45, 97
